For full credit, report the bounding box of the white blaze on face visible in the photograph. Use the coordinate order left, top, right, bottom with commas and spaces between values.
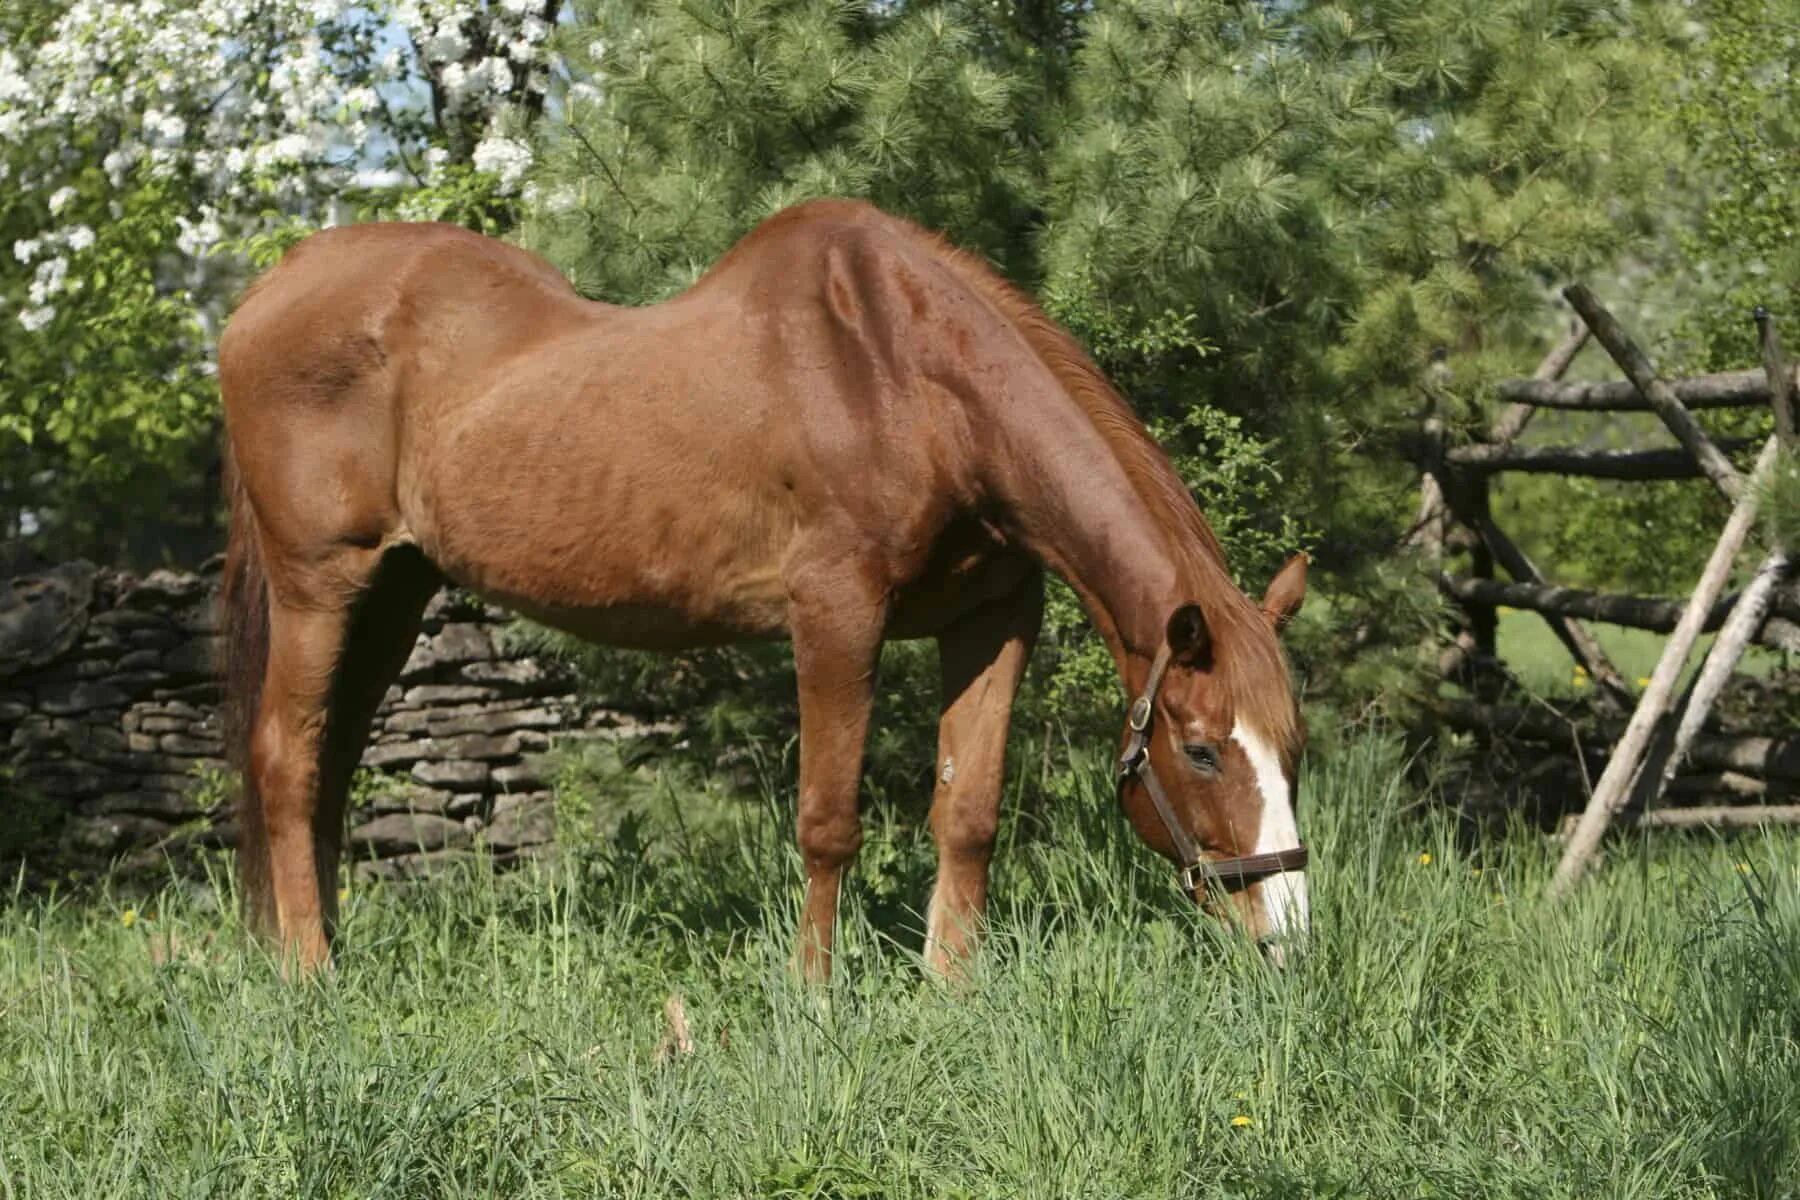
1230, 720, 1309, 945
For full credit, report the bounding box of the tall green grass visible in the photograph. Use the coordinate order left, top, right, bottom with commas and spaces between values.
2, 732, 1796, 1198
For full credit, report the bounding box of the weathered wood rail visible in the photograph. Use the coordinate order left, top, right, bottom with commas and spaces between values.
1495, 367, 1795, 411
1436, 575, 1800, 651
1446, 438, 1761, 479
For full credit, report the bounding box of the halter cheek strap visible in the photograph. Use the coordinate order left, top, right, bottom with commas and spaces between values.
1115, 643, 1309, 899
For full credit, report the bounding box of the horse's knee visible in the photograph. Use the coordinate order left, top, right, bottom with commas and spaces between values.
931, 800, 998, 864
250, 714, 315, 829
796, 800, 862, 870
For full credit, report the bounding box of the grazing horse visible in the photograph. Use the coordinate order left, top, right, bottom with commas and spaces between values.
216, 197, 1311, 981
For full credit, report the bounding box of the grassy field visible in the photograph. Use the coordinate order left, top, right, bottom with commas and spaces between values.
3, 731, 1797, 1198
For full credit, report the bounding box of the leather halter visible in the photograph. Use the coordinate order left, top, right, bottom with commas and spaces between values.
1116, 642, 1309, 900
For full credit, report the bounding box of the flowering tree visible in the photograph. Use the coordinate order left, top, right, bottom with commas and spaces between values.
0, 0, 556, 563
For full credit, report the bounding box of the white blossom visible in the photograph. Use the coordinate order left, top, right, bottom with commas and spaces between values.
473, 56, 514, 95
142, 109, 188, 143
102, 145, 140, 187
18, 305, 56, 333
64, 226, 96, 253
424, 21, 471, 63
471, 133, 532, 191
29, 257, 70, 305
48, 187, 79, 216
14, 239, 40, 265
440, 61, 469, 101
0, 51, 30, 104
175, 211, 223, 256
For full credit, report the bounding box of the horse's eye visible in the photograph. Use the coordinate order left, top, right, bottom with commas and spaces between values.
1184, 742, 1221, 776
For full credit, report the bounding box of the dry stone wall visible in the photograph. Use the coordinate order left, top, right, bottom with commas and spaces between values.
1, 560, 667, 882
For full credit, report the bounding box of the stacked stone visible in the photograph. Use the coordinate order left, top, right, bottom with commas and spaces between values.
1, 560, 663, 880
344, 588, 666, 881
2, 563, 226, 863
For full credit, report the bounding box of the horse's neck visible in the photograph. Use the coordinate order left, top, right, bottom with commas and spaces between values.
998, 421, 1184, 687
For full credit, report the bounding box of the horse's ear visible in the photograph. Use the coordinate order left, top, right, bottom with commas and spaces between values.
1165, 603, 1212, 667
1261, 552, 1308, 632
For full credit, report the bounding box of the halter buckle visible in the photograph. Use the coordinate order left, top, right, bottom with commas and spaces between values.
1127, 695, 1152, 732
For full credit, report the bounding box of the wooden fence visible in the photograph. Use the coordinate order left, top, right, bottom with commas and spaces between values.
1411, 285, 1797, 893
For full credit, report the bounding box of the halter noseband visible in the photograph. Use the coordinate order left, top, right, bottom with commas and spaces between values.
1116, 643, 1309, 901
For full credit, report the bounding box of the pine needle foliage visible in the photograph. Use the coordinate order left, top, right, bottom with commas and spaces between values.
528, 0, 1036, 300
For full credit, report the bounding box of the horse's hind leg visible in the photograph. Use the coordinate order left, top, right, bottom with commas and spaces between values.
252, 547, 439, 973
923, 569, 1043, 979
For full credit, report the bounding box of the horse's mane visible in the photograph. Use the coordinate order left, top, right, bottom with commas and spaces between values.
902, 221, 1300, 759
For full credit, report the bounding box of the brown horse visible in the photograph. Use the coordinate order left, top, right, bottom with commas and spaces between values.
216, 197, 1311, 982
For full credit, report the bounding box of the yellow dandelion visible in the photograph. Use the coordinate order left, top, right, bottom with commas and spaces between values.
1417, 852, 1432, 866
1231, 1115, 1253, 1128
1573, 665, 1588, 676
1233, 1091, 1247, 1101
1736, 862, 1751, 875
1571, 673, 1590, 689
338, 886, 350, 903
1637, 676, 1651, 688
120, 908, 137, 928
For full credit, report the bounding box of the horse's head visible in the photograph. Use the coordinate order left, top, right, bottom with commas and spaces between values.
1116, 553, 1310, 965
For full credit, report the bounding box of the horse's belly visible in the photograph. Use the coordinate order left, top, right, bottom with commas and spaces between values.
433, 548, 791, 652
407, 406, 795, 649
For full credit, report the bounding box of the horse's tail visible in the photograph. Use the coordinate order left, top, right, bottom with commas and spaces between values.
218, 441, 274, 935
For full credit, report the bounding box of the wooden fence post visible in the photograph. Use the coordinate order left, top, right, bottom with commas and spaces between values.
1429, 324, 1632, 703
1758, 307, 1798, 446
1629, 314, 1798, 815
1547, 435, 1782, 900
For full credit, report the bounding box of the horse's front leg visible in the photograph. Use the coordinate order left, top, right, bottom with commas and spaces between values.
785, 561, 886, 987
924, 570, 1043, 979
